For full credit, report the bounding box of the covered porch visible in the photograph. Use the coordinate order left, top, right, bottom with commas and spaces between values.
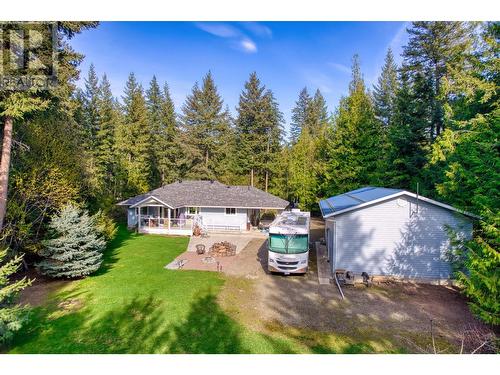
132, 197, 195, 236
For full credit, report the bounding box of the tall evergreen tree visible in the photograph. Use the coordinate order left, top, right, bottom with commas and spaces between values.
287, 130, 318, 210
95, 74, 122, 203
427, 23, 500, 324
402, 21, 474, 140
373, 48, 399, 128
385, 70, 429, 189
323, 55, 384, 195
289, 87, 311, 143
235, 72, 284, 189
307, 89, 329, 137
157, 83, 182, 184
116, 73, 152, 195
261, 90, 285, 192
0, 22, 98, 231
146, 76, 165, 187
82, 64, 100, 150
181, 72, 232, 180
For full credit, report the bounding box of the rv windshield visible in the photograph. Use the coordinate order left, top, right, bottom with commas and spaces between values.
269, 234, 309, 254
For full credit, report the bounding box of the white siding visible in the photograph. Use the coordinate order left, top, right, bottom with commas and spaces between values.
199, 207, 248, 231
327, 195, 473, 279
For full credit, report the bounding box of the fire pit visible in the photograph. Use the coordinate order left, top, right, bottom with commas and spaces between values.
208, 241, 237, 257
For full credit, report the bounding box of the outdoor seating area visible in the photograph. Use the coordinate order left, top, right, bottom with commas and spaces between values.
165, 232, 265, 272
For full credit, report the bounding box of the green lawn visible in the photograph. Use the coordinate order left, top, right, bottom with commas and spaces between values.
7, 227, 404, 353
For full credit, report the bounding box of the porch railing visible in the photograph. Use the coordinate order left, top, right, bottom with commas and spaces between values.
139, 217, 194, 232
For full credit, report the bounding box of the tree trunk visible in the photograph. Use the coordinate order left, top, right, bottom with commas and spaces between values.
265, 170, 269, 192
0, 116, 14, 231
250, 168, 254, 187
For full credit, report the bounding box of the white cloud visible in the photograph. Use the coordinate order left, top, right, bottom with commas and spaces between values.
239, 38, 257, 53
328, 62, 351, 75
194, 22, 239, 38
194, 22, 259, 54
241, 22, 272, 38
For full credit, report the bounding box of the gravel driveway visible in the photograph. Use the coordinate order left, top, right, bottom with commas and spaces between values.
218, 217, 492, 352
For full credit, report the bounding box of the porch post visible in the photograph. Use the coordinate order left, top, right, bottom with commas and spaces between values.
168, 208, 171, 231
137, 207, 141, 232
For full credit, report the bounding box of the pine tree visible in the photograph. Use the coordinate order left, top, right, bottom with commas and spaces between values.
385, 70, 428, 189
0, 249, 31, 345
287, 130, 318, 210
82, 64, 101, 150
427, 23, 500, 324
307, 89, 329, 137
323, 55, 384, 195
37, 205, 105, 278
158, 83, 182, 184
94, 74, 121, 199
146, 76, 165, 187
181, 72, 232, 180
234, 73, 284, 189
116, 73, 152, 195
402, 22, 473, 140
0, 22, 98, 231
261, 90, 285, 192
373, 48, 399, 128
289, 87, 311, 143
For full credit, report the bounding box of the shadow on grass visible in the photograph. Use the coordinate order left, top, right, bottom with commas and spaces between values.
93, 225, 133, 276
257, 321, 380, 354
7, 290, 244, 354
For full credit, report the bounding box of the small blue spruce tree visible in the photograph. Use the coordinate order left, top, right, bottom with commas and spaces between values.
38, 205, 105, 278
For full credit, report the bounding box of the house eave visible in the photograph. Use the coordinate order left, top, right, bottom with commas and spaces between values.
129, 196, 174, 209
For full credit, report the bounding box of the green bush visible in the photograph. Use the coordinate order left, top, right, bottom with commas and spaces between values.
94, 210, 118, 242
37, 205, 105, 278
0, 249, 32, 345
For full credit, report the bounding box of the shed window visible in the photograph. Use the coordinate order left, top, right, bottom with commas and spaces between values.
225, 208, 236, 215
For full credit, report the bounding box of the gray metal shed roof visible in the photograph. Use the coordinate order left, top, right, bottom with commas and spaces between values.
319, 187, 402, 217
118, 180, 289, 209
319, 186, 478, 219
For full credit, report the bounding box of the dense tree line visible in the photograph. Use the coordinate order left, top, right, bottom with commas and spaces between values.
0, 21, 498, 331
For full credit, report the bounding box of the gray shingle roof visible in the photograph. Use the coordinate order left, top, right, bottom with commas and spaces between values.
118, 180, 289, 209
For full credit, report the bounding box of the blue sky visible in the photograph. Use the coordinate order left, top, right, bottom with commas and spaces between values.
71, 22, 409, 133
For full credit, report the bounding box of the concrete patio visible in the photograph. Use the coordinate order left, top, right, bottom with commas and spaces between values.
165, 232, 267, 272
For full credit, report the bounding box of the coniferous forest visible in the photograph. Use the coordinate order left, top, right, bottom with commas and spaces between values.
0, 21, 499, 333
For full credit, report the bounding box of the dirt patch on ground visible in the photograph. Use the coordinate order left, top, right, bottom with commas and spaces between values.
218, 217, 494, 352
17, 269, 69, 308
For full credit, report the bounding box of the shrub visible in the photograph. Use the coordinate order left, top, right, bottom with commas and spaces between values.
94, 210, 118, 242
37, 204, 105, 278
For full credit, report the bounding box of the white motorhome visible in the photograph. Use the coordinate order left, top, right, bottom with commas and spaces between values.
267, 209, 311, 275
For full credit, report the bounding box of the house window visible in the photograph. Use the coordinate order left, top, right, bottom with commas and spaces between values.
225, 208, 236, 216
187, 207, 199, 215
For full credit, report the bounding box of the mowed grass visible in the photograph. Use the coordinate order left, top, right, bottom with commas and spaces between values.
7, 226, 405, 353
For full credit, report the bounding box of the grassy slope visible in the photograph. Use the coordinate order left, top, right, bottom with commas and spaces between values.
8, 227, 403, 353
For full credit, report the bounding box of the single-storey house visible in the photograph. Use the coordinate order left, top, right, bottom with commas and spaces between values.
319, 187, 477, 281
118, 180, 289, 235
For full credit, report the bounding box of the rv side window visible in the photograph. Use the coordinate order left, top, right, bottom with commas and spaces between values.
225, 208, 236, 215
